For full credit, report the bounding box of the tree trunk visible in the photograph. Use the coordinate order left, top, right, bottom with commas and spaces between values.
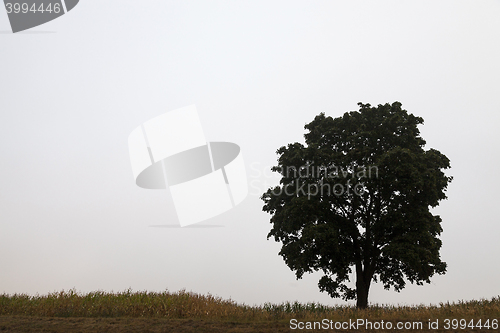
356, 263, 371, 309
356, 282, 369, 309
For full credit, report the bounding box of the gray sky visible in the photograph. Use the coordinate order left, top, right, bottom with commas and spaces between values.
1, 0, 499, 307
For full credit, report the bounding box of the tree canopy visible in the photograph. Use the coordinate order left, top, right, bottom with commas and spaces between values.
261, 102, 452, 308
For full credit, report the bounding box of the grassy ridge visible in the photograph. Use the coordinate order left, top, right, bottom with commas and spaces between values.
1, 289, 499, 322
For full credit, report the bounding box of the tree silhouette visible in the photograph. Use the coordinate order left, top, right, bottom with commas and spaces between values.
262, 102, 452, 309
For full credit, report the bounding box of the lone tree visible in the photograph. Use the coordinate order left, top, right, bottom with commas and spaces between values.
262, 102, 452, 309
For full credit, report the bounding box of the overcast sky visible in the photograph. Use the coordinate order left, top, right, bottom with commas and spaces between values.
1, 0, 499, 307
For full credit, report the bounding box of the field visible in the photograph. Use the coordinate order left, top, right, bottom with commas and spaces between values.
0, 290, 499, 332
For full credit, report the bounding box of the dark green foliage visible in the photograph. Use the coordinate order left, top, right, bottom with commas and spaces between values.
262, 102, 452, 308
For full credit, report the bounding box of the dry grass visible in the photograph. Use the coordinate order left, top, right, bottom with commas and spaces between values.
1, 289, 499, 322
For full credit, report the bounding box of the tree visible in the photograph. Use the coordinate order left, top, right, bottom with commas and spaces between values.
261, 102, 452, 309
